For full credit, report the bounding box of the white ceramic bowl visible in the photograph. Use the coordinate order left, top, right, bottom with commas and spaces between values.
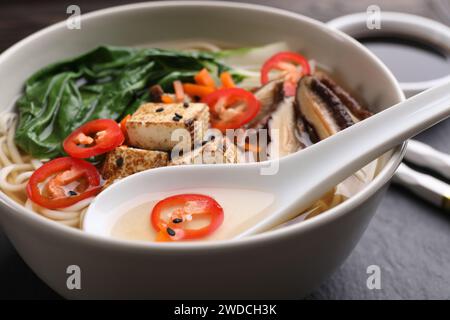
0, 1, 405, 299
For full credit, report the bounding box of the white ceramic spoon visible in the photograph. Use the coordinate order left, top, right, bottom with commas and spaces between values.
85, 80, 450, 239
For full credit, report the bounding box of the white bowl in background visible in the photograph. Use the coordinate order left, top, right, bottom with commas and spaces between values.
327, 12, 450, 97
0, 1, 405, 299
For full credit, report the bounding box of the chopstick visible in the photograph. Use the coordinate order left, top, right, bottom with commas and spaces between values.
393, 163, 450, 209
404, 139, 450, 180
392, 139, 450, 210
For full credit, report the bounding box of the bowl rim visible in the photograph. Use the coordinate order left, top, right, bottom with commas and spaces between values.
0, 0, 406, 252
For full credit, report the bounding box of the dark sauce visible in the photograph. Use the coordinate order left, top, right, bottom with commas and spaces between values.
358, 35, 450, 82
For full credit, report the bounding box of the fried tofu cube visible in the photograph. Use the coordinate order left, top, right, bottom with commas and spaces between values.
170, 137, 242, 165
101, 146, 168, 184
126, 103, 209, 152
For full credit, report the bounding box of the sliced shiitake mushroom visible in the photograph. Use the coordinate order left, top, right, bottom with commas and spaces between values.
296, 75, 354, 140
149, 85, 164, 102
315, 71, 372, 120
247, 79, 284, 128
267, 97, 302, 158
295, 111, 316, 147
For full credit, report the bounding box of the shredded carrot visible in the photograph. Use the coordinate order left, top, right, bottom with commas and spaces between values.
119, 114, 131, 141
182, 83, 215, 98
161, 95, 174, 104
120, 115, 131, 128
244, 142, 261, 153
220, 72, 235, 88
173, 80, 185, 102
195, 68, 216, 88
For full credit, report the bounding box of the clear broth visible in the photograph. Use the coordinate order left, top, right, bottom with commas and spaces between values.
111, 188, 276, 242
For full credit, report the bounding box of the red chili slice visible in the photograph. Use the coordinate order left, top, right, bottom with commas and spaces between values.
202, 88, 260, 131
27, 157, 102, 209
151, 194, 224, 241
261, 51, 311, 96
63, 119, 124, 158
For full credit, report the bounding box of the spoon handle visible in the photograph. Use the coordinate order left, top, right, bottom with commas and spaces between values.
238, 80, 450, 238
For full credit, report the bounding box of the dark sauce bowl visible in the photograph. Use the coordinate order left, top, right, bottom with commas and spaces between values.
328, 12, 450, 97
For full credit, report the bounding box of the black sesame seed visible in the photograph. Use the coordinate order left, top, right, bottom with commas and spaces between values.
172, 116, 180, 122
172, 218, 183, 224
201, 140, 208, 146
156, 107, 164, 112
183, 102, 189, 108
68, 190, 78, 196
174, 113, 183, 119
115, 157, 124, 167
167, 227, 176, 236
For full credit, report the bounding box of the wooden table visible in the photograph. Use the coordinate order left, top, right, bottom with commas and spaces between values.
1, 0, 449, 299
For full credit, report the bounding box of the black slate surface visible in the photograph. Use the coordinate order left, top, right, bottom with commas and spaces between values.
0, 0, 449, 300
311, 123, 450, 300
